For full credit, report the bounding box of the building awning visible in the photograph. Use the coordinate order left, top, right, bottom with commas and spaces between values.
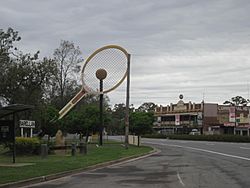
155, 112, 200, 117
211, 126, 220, 129
223, 123, 235, 127
153, 126, 184, 129
0, 104, 34, 118
236, 125, 250, 129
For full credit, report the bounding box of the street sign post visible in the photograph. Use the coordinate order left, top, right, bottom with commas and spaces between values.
19, 120, 35, 137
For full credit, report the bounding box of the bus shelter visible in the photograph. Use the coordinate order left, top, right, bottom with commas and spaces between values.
0, 104, 33, 163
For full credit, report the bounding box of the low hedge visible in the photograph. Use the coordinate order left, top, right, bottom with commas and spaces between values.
15, 137, 41, 155
143, 134, 250, 142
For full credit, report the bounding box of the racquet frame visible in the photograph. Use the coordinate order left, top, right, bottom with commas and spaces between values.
58, 45, 128, 119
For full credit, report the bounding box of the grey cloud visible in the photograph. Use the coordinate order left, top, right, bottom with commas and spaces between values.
1, 0, 250, 107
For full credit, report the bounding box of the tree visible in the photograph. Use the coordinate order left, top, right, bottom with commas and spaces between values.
62, 104, 100, 141
112, 103, 126, 120
62, 109, 85, 135
0, 28, 56, 106
224, 96, 249, 106
107, 103, 133, 135
0, 54, 57, 105
130, 111, 154, 135
0, 27, 21, 105
137, 102, 157, 112
109, 103, 126, 134
39, 105, 59, 141
0, 27, 21, 61
53, 40, 82, 108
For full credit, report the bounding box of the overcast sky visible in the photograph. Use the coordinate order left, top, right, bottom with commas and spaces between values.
1, 0, 250, 107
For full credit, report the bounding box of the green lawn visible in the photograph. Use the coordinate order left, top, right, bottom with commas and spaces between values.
0, 144, 152, 184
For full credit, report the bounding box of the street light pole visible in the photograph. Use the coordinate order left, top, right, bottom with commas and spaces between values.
99, 79, 103, 146
96, 69, 107, 146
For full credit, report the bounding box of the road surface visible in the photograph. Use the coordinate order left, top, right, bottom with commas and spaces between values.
23, 137, 250, 188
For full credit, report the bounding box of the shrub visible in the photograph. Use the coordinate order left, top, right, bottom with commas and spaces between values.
143, 134, 250, 142
143, 133, 166, 139
15, 137, 41, 155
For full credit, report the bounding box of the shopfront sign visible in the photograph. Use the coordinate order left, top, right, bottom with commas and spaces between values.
229, 107, 236, 123
197, 112, 203, 126
175, 114, 180, 125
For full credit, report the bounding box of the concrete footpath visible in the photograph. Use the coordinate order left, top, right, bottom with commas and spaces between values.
0, 148, 158, 188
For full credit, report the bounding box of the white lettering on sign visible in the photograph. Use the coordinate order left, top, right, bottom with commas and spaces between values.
19, 120, 35, 128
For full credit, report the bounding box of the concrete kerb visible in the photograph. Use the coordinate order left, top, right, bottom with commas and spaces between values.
0, 147, 160, 188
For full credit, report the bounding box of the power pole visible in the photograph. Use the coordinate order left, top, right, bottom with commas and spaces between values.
125, 54, 131, 149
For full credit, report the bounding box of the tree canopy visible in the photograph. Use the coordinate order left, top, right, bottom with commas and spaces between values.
129, 111, 154, 135
137, 102, 157, 112
223, 96, 249, 106
53, 40, 82, 108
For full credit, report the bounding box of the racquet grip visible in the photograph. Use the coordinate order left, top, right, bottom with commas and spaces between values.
58, 90, 86, 119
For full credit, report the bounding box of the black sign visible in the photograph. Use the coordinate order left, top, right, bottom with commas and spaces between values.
0, 120, 14, 142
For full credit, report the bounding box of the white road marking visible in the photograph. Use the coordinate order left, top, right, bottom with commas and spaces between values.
177, 172, 185, 187
82, 172, 106, 175
178, 141, 188, 144
143, 141, 250, 161
240, 147, 250, 150
206, 143, 214, 146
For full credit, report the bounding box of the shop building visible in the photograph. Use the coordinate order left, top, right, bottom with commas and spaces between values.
212, 105, 250, 136
154, 96, 250, 136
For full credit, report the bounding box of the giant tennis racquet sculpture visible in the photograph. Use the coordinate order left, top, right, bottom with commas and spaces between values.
58, 45, 129, 120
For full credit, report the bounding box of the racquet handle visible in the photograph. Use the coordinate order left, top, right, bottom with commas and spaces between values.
58, 90, 86, 119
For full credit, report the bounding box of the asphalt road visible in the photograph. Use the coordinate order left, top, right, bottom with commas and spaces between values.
23, 137, 250, 188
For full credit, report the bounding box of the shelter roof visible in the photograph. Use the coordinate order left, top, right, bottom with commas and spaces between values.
0, 104, 34, 118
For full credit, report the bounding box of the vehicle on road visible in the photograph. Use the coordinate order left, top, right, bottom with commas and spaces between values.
189, 129, 201, 135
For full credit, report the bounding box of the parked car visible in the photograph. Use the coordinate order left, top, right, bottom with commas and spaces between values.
189, 129, 201, 135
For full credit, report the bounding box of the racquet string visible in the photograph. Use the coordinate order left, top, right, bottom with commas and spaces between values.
83, 48, 127, 92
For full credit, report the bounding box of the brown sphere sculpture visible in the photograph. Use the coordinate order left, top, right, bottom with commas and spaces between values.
96, 68, 107, 80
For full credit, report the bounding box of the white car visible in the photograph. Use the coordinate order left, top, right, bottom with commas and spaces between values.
189, 129, 201, 135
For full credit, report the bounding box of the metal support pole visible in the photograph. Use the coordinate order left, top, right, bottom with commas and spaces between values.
125, 54, 131, 149
13, 113, 16, 163
234, 105, 236, 135
99, 80, 104, 146
21, 128, 23, 137
30, 128, 33, 138
96, 68, 107, 146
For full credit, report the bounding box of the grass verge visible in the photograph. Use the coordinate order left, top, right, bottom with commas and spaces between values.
0, 143, 152, 185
